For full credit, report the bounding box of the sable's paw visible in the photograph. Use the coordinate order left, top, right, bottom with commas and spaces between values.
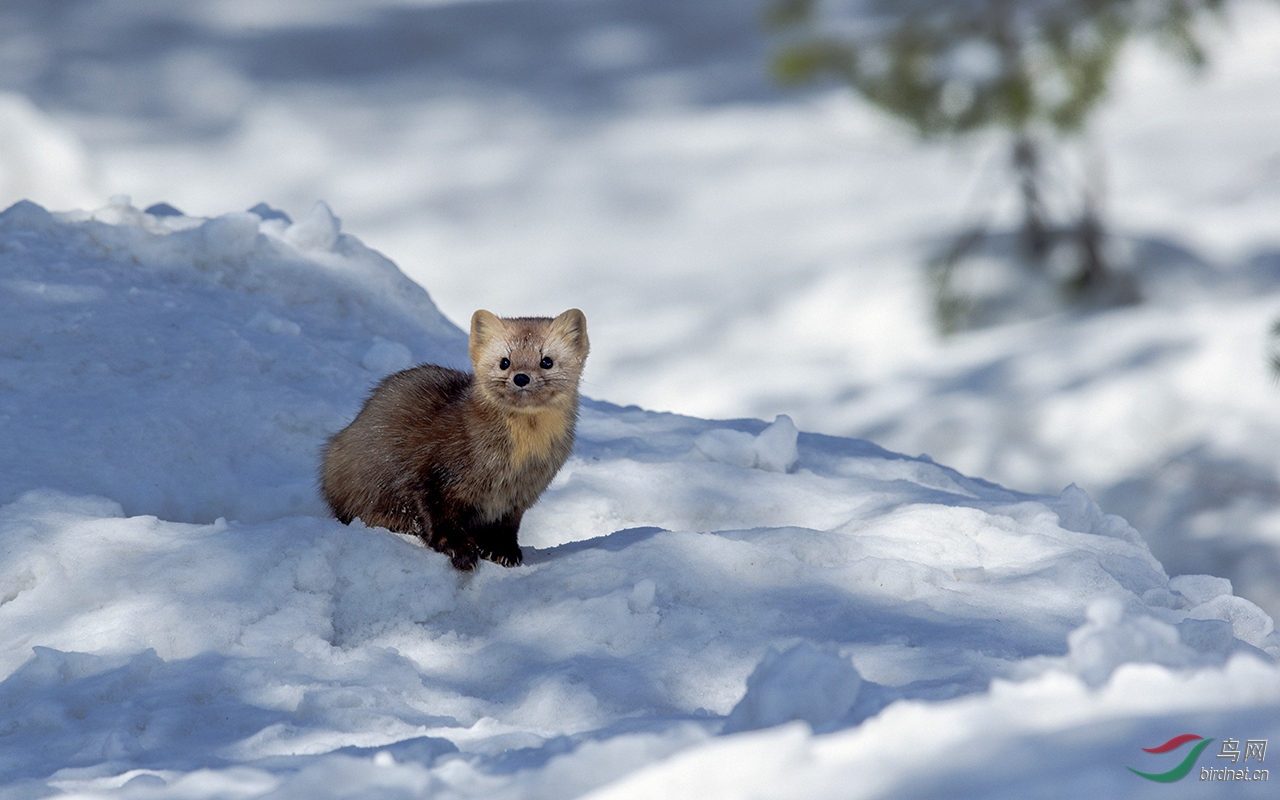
482, 545, 523, 568
427, 530, 478, 571
450, 547, 479, 571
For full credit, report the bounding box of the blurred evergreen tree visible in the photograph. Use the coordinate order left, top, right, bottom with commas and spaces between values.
1270, 319, 1280, 377
766, 0, 1226, 331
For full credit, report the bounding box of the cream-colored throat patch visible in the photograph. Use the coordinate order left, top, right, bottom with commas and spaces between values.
505, 406, 573, 466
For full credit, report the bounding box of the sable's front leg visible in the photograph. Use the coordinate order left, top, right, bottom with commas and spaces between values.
411, 494, 434, 542
417, 492, 479, 571
435, 516, 480, 571
473, 510, 524, 567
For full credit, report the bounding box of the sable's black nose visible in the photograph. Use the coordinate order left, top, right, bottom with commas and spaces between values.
513, 373, 530, 387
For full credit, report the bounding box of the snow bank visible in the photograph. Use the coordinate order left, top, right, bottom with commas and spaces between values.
0, 197, 466, 523
0, 203, 1277, 798
586, 655, 1280, 800
7, 0, 1279, 640
775, 279, 1280, 625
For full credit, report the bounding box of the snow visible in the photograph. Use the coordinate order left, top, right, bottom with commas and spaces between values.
1, 0, 1280, 795
0, 199, 465, 525
586, 656, 1280, 800
1, 200, 1277, 799
720, 643, 865, 735
693, 414, 799, 473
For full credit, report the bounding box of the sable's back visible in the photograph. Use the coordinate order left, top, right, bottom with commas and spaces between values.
352, 366, 473, 455
361, 365, 471, 421
321, 365, 470, 518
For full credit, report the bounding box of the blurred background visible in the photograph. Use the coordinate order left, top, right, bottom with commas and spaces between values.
3, 0, 1280, 618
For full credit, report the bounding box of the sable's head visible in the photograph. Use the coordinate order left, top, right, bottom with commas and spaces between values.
469, 308, 589, 410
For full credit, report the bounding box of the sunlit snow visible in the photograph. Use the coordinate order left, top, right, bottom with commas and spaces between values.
2, 0, 1280, 797
0, 197, 1275, 799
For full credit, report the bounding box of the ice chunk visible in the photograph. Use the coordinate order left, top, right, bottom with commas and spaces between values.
1177, 617, 1234, 654
753, 415, 799, 473
1141, 587, 1181, 609
1188, 594, 1275, 648
1052, 484, 1139, 541
722, 643, 863, 734
693, 415, 798, 473
1065, 597, 1202, 686
283, 201, 341, 252
1170, 574, 1233, 607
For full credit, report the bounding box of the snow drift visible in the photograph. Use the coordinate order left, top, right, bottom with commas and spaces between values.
0, 202, 1277, 798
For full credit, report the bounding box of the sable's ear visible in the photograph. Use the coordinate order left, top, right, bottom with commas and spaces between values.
550, 308, 589, 359
470, 309, 502, 365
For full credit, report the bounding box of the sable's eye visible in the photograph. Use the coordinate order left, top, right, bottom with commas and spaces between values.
540, 356, 554, 369
499, 358, 510, 370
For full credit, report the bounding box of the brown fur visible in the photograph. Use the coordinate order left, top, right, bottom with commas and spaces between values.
321, 309, 588, 570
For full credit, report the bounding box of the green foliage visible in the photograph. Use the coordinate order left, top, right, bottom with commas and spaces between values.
771, 39, 854, 86
766, 0, 1226, 138
766, 1, 1236, 334
764, 0, 818, 31
1270, 317, 1280, 378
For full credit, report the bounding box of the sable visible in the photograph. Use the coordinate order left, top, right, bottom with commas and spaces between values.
321, 309, 588, 570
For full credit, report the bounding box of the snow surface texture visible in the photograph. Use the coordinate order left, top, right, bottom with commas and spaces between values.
1, 0, 1279, 626
1, 203, 1278, 798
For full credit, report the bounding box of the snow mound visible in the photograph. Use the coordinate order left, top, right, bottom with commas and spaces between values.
0, 202, 1277, 798
693, 414, 799, 473
722, 643, 865, 734
0, 198, 467, 523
